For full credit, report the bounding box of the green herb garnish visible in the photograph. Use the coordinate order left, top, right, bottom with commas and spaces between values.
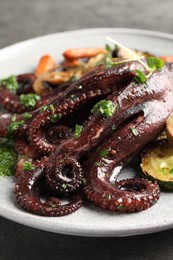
105, 44, 113, 53
39, 105, 48, 113
82, 178, 87, 185
22, 112, 32, 120
147, 57, 164, 70
135, 70, 147, 84
106, 36, 164, 83
49, 104, 55, 112
62, 183, 67, 189
91, 100, 117, 117
19, 93, 40, 108
7, 115, 25, 134
130, 127, 139, 136
23, 161, 35, 171
117, 204, 125, 211
135, 57, 164, 83
0, 75, 19, 92
74, 124, 83, 138
0, 139, 17, 176
105, 193, 111, 200
100, 149, 109, 158
95, 162, 101, 167
50, 114, 58, 123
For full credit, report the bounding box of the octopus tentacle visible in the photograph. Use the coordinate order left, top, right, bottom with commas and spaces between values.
84, 179, 159, 212
52, 66, 172, 160
0, 88, 27, 113
0, 74, 37, 114
45, 155, 83, 193
16, 73, 36, 95
28, 62, 144, 153
83, 85, 173, 212
46, 125, 72, 145
15, 163, 83, 216
0, 113, 13, 137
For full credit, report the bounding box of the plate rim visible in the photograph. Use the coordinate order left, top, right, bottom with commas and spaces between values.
1, 27, 173, 54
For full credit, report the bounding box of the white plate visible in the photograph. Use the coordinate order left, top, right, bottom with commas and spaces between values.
0, 28, 173, 237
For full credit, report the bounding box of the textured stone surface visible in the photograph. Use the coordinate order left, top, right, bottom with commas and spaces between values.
0, 0, 173, 259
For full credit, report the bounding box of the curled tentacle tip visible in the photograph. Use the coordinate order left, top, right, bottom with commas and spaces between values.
45, 156, 83, 193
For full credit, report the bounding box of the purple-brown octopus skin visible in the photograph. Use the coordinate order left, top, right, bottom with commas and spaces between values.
82, 67, 173, 212
15, 161, 83, 216
46, 65, 173, 213
28, 62, 145, 153
0, 74, 37, 114
51, 65, 173, 159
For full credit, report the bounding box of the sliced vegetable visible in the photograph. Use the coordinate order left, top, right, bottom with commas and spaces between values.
63, 47, 106, 60
35, 54, 57, 76
166, 113, 173, 145
160, 56, 173, 63
140, 140, 173, 190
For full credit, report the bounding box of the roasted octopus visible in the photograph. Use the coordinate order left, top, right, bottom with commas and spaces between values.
1, 48, 173, 217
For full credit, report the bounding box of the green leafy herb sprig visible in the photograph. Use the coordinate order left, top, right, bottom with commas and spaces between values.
135, 57, 164, 84
106, 36, 164, 83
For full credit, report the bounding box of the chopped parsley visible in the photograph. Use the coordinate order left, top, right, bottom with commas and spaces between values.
49, 104, 55, 112
22, 112, 32, 120
7, 115, 25, 134
62, 183, 67, 189
74, 124, 83, 138
95, 162, 101, 167
91, 100, 117, 117
19, 93, 40, 108
100, 149, 109, 158
105, 193, 111, 200
50, 114, 58, 123
130, 127, 139, 136
39, 105, 61, 122
82, 178, 87, 185
0, 75, 19, 92
23, 161, 35, 171
39, 105, 48, 113
117, 204, 125, 211
0, 139, 17, 176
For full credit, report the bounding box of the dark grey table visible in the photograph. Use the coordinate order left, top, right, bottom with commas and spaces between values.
1, 0, 173, 259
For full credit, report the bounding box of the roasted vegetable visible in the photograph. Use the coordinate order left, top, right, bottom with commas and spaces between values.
166, 113, 173, 145
140, 140, 173, 190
